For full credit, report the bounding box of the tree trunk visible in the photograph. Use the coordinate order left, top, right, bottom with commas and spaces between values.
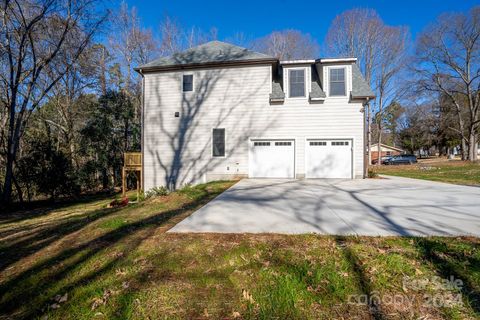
454, 110, 468, 160
474, 135, 478, 161
2, 152, 14, 205
2, 100, 20, 205
377, 128, 382, 166
12, 169, 23, 204
461, 138, 468, 161
100, 46, 108, 96
367, 103, 372, 165
102, 168, 109, 189
468, 131, 477, 161
376, 94, 383, 167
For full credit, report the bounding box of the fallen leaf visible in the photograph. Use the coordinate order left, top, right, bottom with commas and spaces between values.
91, 298, 103, 311
58, 293, 68, 303
242, 289, 255, 304
232, 311, 241, 318
115, 268, 127, 276
50, 303, 60, 309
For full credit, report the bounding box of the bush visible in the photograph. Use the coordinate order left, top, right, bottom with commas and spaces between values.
144, 186, 169, 199
16, 139, 80, 200
368, 168, 379, 178
109, 197, 129, 208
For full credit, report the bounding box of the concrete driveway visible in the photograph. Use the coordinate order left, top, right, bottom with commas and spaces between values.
169, 176, 480, 236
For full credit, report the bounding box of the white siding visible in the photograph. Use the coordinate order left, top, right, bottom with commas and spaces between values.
143, 64, 364, 190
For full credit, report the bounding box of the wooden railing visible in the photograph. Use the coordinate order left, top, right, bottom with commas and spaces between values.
124, 152, 142, 168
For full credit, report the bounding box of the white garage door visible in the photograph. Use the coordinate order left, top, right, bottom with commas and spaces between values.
305, 139, 352, 178
249, 140, 295, 178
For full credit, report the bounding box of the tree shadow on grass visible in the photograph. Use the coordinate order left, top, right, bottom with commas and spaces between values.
0, 184, 224, 319
0, 205, 123, 273
414, 238, 480, 315
0, 191, 116, 224
335, 236, 385, 320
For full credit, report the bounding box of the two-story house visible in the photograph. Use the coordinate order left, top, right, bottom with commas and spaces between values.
135, 41, 375, 190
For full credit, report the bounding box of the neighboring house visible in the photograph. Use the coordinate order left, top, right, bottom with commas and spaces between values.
449, 143, 480, 157
370, 143, 404, 162
135, 41, 375, 190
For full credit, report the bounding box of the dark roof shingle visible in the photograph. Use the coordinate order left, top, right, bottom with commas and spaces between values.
351, 64, 375, 99
136, 41, 275, 70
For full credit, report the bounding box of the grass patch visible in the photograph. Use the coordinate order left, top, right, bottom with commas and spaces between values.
372, 160, 480, 185
98, 217, 130, 230
0, 181, 479, 319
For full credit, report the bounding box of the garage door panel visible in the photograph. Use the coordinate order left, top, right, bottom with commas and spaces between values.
249, 140, 294, 178
306, 140, 352, 179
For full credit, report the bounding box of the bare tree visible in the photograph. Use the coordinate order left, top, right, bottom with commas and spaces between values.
224, 32, 252, 48
325, 9, 383, 83
324, 9, 409, 165
159, 15, 218, 56
0, 0, 107, 204
375, 26, 409, 165
90, 43, 112, 96
252, 29, 319, 60
414, 6, 480, 161
158, 15, 184, 56
42, 43, 100, 169
111, 2, 157, 94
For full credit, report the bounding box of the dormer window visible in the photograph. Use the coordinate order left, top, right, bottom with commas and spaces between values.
329, 68, 346, 96
288, 69, 305, 98
183, 74, 193, 92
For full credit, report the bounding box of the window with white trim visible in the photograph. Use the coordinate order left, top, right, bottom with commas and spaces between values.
329, 68, 346, 96
310, 141, 327, 146
254, 141, 270, 146
183, 74, 193, 92
289, 69, 305, 98
331, 141, 349, 146
275, 141, 292, 146
212, 129, 225, 157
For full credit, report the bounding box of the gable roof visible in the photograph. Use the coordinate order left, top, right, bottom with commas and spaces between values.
351, 64, 375, 99
135, 41, 276, 72
371, 143, 404, 152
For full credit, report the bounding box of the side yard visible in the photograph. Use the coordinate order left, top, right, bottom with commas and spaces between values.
0, 181, 479, 319
371, 160, 480, 186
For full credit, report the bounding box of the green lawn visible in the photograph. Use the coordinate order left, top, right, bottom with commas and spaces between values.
372, 160, 480, 185
1, 181, 479, 319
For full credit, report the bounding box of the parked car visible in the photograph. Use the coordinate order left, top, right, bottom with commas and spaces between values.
384, 154, 417, 165
372, 156, 393, 165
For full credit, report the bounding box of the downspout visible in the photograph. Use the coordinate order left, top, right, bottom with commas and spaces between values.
139, 69, 145, 191
363, 97, 370, 179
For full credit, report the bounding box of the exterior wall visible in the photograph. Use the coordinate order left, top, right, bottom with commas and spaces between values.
371, 150, 401, 161
143, 63, 365, 190
370, 145, 404, 161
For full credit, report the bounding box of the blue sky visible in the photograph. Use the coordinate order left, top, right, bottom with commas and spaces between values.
122, 0, 478, 46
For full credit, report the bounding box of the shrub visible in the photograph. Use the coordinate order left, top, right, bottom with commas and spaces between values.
144, 186, 169, 199
109, 197, 129, 208
368, 168, 378, 178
